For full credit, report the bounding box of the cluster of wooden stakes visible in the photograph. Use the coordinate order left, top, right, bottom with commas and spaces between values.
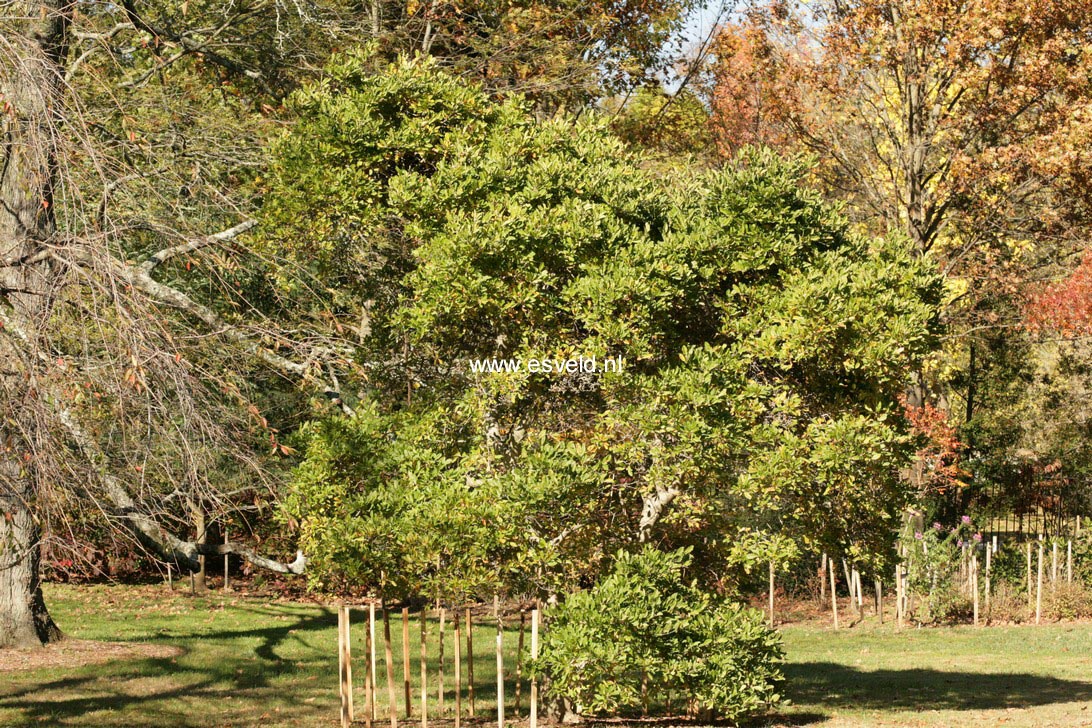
770, 535, 1080, 630
336, 601, 541, 728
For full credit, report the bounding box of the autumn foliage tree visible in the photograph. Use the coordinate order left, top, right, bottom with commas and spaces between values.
710, 0, 1092, 264
708, 1, 1092, 521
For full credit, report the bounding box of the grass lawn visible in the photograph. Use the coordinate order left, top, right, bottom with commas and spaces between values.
1, 583, 519, 727
2, 585, 1092, 726
774, 619, 1092, 727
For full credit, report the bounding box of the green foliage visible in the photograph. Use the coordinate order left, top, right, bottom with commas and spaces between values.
898, 518, 981, 624
989, 543, 1029, 590
269, 55, 943, 599
535, 548, 783, 721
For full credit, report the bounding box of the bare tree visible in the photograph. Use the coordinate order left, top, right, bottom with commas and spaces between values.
0, 0, 346, 648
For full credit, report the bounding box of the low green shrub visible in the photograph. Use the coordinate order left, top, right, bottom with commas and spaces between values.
536, 546, 783, 722
989, 544, 1029, 589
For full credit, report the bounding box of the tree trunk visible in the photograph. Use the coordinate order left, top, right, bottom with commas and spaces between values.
0, 468, 62, 647
189, 499, 208, 592
0, 1, 72, 648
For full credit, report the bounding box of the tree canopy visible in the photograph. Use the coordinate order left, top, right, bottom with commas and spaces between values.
269, 55, 941, 601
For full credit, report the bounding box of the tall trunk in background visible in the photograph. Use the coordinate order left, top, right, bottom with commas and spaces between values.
0, 1, 70, 648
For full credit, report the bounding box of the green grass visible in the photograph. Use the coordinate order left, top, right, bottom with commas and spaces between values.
773, 620, 1092, 727
4, 585, 1092, 726
0, 583, 525, 727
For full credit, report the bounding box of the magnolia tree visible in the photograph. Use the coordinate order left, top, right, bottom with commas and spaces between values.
0, 0, 781, 649
268, 55, 942, 602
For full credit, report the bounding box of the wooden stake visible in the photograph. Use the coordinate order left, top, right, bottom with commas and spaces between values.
403, 607, 412, 718
874, 578, 883, 624
530, 609, 539, 728
167, 563, 172, 590
1026, 542, 1033, 615
829, 558, 839, 630
438, 608, 445, 716
338, 606, 346, 728
895, 564, 903, 628
985, 547, 992, 615
1052, 541, 1059, 584
384, 606, 398, 728
496, 633, 504, 728
454, 615, 463, 728
421, 609, 428, 728
1036, 541, 1044, 625
972, 553, 979, 627
515, 610, 525, 714
820, 553, 827, 601
365, 612, 374, 728
466, 608, 475, 716
493, 594, 499, 619
370, 603, 378, 723
339, 606, 355, 727
1068, 539, 1073, 583
768, 561, 775, 627
223, 527, 230, 591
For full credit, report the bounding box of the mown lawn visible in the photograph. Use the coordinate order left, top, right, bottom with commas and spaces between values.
2, 585, 1092, 726
775, 619, 1092, 727
1, 583, 518, 727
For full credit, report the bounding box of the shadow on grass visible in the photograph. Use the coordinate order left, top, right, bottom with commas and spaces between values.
785, 661, 1092, 712
0, 606, 337, 726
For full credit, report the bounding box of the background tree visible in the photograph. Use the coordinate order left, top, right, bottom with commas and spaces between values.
0, 0, 353, 648
707, 0, 1092, 523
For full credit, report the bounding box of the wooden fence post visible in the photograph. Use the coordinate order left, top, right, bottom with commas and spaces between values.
530, 608, 539, 728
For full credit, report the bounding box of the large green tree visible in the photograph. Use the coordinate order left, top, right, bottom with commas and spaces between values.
270, 55, 941, 601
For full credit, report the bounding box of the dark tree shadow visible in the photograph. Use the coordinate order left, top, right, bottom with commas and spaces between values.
0, 606, 338, 726
784, 661, 1092, 712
